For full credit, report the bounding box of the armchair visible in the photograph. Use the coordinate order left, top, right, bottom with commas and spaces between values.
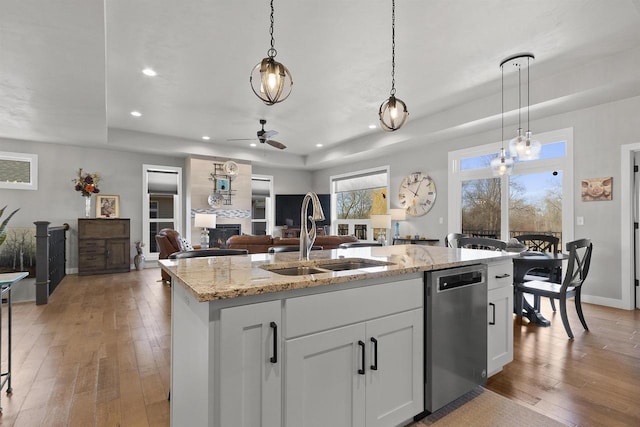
156, 228, 189, 282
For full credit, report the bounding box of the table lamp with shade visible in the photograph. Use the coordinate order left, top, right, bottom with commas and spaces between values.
389, 208, 406, 239
194, 213, 217, 248
370, 214, 392, 245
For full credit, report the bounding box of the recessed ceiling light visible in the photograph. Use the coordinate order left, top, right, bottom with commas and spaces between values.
142, 68, 157, 77
316, 143, 323, 147
130, 111, 142, 117
368, 124, 377, 129
202, 136, 210, 140
250, 143, 257, 147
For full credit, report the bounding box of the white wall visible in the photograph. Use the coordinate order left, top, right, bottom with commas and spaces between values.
252, 166, 313, 194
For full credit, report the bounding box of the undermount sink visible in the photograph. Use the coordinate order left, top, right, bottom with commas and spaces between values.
266, 266, 329, 276
261, 258, 396, 276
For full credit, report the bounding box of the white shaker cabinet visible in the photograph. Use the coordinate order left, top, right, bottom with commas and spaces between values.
284, 278, 423, 427
219, 300, 282, 427
487, 260, 514, 376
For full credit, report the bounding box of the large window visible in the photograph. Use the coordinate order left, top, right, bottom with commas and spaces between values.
143, 165, 182, 259
251, 175, 273, 236
449, 128, 573, 245
331, 167, 389, 240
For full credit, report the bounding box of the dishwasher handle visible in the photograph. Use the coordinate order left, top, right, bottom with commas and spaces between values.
438, 270, 484, 292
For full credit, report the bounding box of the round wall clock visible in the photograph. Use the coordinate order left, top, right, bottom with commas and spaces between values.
398, 172, 436, 216
223, 160, 239, 176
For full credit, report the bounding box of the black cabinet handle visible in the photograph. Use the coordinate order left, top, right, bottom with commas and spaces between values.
270, 322, 278, 363
358, 340, 365, 375
370, 337, 378, 371
495, 273, 510, 279
489, 303, 496, 325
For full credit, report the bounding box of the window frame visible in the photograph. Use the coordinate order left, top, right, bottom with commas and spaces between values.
330, 166, 390, 240
448, 128, 574, 243
142, 164, 182, 260
0, 151, 38, 190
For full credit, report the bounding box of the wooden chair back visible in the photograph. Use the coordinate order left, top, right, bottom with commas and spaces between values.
514, 234, 559, 253
457, 237, 507, 251
445, 232, 466, 248
562, 238, 593, 292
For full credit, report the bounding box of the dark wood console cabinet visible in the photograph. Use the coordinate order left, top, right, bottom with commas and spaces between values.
78, 218, 130, 275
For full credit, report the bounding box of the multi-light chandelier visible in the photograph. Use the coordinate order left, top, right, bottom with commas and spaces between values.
491, 52, 540, 176
378, 0, 409, 132
250, 0, 293, 105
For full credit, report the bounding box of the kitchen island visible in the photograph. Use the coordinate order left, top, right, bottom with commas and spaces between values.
160, 244, 512, 427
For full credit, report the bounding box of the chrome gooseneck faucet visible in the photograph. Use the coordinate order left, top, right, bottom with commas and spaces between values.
299, 192, 325, 260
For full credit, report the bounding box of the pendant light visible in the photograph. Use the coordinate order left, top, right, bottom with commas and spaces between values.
490, 59, 514, 177
502, 53, 540, 161
379, 0, 409, 132
250, 0, 293, 105
522, 54, 541, 160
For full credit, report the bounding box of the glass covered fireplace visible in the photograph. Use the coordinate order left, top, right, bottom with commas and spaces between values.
209, 224, 241, 248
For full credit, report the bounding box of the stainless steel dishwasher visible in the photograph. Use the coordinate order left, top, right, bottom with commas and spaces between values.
420, 263, 488, 415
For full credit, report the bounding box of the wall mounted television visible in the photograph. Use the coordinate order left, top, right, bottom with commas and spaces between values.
275, 194, 331, 227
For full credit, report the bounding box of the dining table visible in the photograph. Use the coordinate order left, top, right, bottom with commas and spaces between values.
512, 251, 568, 326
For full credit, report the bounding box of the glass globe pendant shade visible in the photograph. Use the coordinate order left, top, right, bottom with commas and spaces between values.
508, 128, 526, 160
490, 148, 514, 177
379, 95, 409, 132
250, 56, 293, 105
516, 131, 542, 160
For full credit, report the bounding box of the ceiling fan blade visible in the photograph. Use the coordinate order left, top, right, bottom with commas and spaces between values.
266, 139, 286, 150
263, 129, 278, 139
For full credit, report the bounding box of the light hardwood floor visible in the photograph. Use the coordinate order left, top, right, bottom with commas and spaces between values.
0, 268, 638, 426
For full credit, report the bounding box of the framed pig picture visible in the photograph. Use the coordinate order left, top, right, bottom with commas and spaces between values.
581, 177, 612, 201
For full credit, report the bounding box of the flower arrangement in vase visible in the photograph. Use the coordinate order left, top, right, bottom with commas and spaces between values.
73, 168, 101, 217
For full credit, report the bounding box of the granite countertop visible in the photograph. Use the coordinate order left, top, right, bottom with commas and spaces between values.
159, 245, 511, 302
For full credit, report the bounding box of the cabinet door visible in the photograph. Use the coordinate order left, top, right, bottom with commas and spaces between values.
487, 284, 514, 376
106, 239, 129, 270
285, 323, 366, 427
365, 309, 423, 427
220, 300, 282, 427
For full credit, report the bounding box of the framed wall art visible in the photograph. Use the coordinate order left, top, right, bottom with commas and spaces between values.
216, 177, 230, 192
581, 177, 612, 201
96, 194, 120, 218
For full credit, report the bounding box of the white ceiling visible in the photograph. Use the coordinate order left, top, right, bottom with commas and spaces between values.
2, 0, 640, 170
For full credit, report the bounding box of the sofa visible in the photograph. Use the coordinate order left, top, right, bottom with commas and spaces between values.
226, 234, 359, 254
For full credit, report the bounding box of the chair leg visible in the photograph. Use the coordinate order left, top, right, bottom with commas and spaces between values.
559, 298, 574, 339
549, 297, 556, 312
515, 288, 523, 321
575, 291, 589, 331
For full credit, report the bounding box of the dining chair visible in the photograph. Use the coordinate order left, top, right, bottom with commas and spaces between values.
337, 242, 384, 248
456, 237, 506, 251
515, 238, 593, 339
268, 245, 323, 253
515, 233, 561, 311
444, 232, 466, 248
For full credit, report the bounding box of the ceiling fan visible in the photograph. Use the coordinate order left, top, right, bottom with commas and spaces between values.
228, 119, 287, 150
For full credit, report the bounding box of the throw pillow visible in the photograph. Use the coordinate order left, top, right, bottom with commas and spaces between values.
180, 237, 194, 251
